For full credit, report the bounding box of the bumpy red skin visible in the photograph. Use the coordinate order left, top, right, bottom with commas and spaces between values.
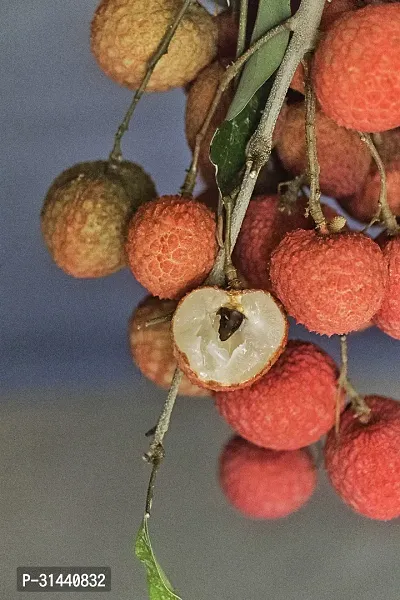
215, 341, 341, 451
313, 5, 400, 132
374, 238, 400, 339
219, 436, 317, 519
345, 159, 400, 222
233, 196, 310, 291
276, 103, 371, 198
126, 196, 217, 299
270, 230, 387, 336
325, 396, 400, 520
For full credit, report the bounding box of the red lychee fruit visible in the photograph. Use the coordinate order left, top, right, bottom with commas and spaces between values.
373, 236, 400, 339
290, 0, 359, 94
215, 340, 342, 450
344, 159, 400, 222
313, 5, 400, 132
41, 160, 156, 278
270, 229, 387, 336
233, 195, 311, 291
219, 436, 317, 519
128, 296, 209, 396
276, 103, 371, 198
125, 195, 217, 300
90, 0, 217, 92
325, 396, 400, 520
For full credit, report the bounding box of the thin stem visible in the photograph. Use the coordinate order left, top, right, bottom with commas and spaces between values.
338, 335, 371, 430
144, 368, 183, 463
304, 54, 327, 233
109, 0, 194, 163
223, 193, 241, 288
358, 132, 399, 235
142, 313, 174, 329
236, 0, 248, 60
145, 453, 163, 517
180, 17, 294, 196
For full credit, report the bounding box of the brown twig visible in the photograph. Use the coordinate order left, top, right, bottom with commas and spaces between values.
144, 368, 183, 464
337, 336, 371, 435
358, 132, 399, 235
109, 0, 194, 163
304, 54, 328, 233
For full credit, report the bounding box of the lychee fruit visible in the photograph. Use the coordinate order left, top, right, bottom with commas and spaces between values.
313, 5, 400, 132
270, 229, 387, 336
185, 60, 234, 186
219, 436, 317, 519
125, 195, 217, 299
373, 236, 400, 339
276, 102, 371, 198
344, 159, 400, 222
91, 0, 217, 92
215, 10, 238, 59
215, 340, 342, 450
129, 295, 209, 396
172, 287, 288, 391
41, 160, 156, 278
325, 395, 400, 520
233, 195, 311, 291
234, 196, 348, 292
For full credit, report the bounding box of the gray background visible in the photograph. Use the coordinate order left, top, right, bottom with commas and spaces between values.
1, 1, 399, 599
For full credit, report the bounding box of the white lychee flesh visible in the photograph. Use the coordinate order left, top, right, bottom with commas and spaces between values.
172, 287, 288, 390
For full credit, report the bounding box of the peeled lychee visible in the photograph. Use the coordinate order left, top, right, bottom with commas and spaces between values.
276, 103, 371, 198
129, 296, 209, 396
344, 159, 400, 222
91, 0, 217, 92
125, 195, 217, 299
185, 60, 233, 185
41, 160, 156, 278
313, 5, 400, 132
219, 436, 317, 519
216, 340, 342, 450
374, 237, 400, 339
172, 287, 288, 391
325, 396, 400, 520
270, 229, 387, 336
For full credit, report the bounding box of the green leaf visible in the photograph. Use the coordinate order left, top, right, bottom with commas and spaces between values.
135, 517, 182, 600
227, 0, 291, 120
209, 82, 271, 196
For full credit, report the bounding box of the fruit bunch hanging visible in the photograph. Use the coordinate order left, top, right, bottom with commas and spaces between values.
40, 1, 400, 598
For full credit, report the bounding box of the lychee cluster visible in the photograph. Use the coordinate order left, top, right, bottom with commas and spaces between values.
39, 0, 400, 544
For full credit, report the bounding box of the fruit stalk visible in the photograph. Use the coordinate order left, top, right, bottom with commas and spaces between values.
358, 132, 399, 235
304, 53, 328, 233
109, 0, 195, 163
144, 367, 183, 463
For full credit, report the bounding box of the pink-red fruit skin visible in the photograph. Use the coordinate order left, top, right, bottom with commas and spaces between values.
270, 230, 387, 336
128, 296, 209, 396
374, 237, 400, 339
219, 436, 317, 519
276, 103, 371, 198
313, 5, 400, 132
215, 341, 342, 451
325, 396, 400, 520
126, 195, 217, 300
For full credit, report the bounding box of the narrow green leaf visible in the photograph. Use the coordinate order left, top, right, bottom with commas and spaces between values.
210, 81, 271, 196
227, 0, 291, 120
135, 517, 182, 600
